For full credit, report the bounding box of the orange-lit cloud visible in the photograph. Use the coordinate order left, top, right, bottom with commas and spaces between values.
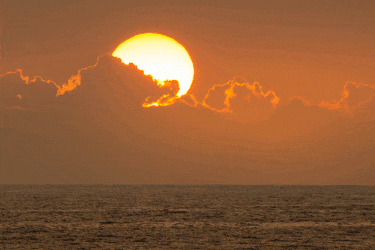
60, 55, 182, 107
178, 94, 200, 107
203, 76, 280, 111
0, 69, 59, 110
0, 69, 58, 89
2, 54, 374, 125
56, 58, 101, 96
200, 76, 280, 123
2, 55, 375, 185
142, 80, 180, 107
356, 95, 375, 113
1, 55, 183, 110
319, 82, 375, 112
265, 96, 342, 137
287, 96, 312, 107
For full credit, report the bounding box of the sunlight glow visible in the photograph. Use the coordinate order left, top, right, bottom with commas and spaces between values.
112, 33, 194, 97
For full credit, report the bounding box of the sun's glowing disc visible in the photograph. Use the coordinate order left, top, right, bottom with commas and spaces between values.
112, 33, 194, 96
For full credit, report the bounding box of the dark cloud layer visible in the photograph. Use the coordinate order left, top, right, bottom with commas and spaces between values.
1, 55, 374, 184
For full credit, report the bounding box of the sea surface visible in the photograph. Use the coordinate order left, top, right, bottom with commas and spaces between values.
0, 185, 374, 249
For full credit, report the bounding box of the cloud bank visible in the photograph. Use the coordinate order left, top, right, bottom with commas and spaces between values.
1, 54, 374, 185
2, 54, 374, 120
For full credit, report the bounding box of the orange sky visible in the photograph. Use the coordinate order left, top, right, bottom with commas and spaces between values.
1, 0, 375, 184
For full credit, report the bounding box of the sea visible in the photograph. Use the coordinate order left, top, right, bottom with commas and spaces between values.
1, 185, 374, 249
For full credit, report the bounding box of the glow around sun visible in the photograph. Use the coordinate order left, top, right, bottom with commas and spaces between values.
112, 33, 194, 97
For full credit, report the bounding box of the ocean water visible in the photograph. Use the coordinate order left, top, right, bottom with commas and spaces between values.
0, 185, 374, 249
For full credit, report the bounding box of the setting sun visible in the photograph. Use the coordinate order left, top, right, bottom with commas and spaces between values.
112, 33, 194, 96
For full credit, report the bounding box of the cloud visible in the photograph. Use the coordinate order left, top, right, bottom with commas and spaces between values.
319, 82, 375, 112
1, 55, 375, 185
1, 55, 281, 124
261, 96, 343, 138
2, 54, 375, 128
200, 76, 280, 123
0, 55, 181, 111
2, 54, 375, 126
55, 54, 180, 104
0, 69, 60, 110
357, 95, 375, 112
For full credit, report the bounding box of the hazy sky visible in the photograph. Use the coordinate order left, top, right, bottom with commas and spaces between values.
1, 0, 375, 184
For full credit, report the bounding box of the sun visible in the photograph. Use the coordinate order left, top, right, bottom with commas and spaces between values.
112, 33, 194, 97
